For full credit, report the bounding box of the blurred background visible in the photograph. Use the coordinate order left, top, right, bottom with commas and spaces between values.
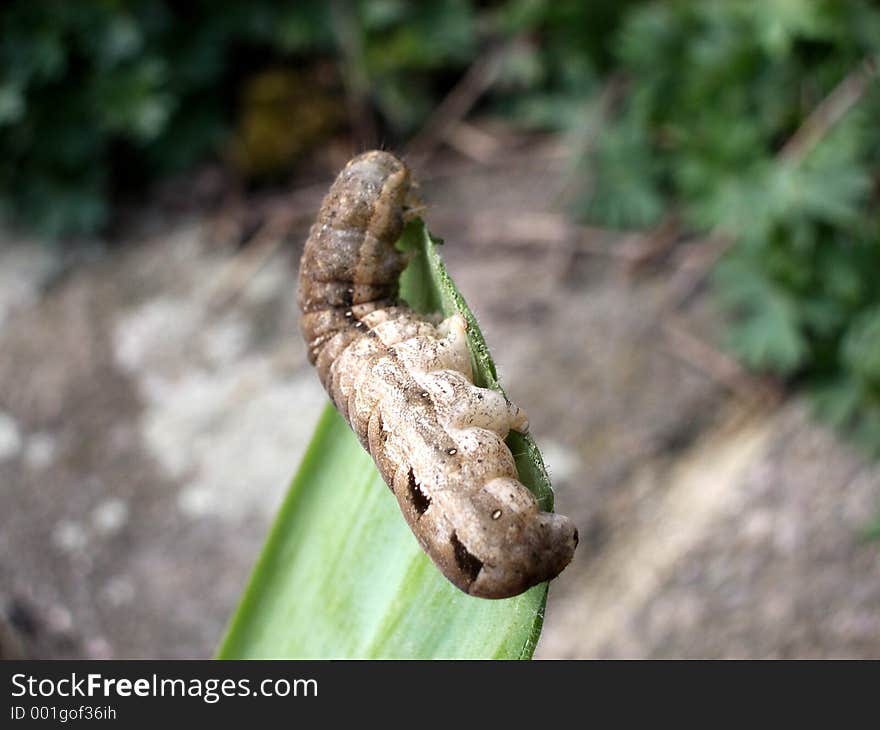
1, 0, 879, 658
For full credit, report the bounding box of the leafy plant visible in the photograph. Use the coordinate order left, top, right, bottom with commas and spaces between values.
2, 0, 290, 235
864, 514, 880, 543
0, 0, 639, 238
582, 0, 880, 454
0, 1, 475, 236
217, 219, 556, 659
492, 0, 637, 129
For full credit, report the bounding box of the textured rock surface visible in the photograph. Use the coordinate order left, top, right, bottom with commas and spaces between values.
1, 149, 878, 657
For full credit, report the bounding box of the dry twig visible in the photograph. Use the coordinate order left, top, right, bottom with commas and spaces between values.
779, 55, 878, 165
405, 40, 516, 165
204, 186, 324, 312
663, 317, 783, 406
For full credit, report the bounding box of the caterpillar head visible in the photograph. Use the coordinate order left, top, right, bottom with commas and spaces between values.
451, 477, 579, 599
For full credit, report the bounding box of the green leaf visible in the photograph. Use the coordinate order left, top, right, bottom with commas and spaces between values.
843, 305, 880, 385
864, 514, 880, 543
217, 219, 554, 659
714, 256, 807, 373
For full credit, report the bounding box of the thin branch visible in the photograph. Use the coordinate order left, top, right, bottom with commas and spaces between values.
442, 121, 503, 163
552, 72, 627, 206
779, 55, 878, 165
405, 40, 516, 164
204, 187, 322, 312
662, 317, 783, 405
666, 232, 734, 309
620, 213, 681, 276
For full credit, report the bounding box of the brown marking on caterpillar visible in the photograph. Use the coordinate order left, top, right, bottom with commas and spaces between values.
297, 150, 577, 599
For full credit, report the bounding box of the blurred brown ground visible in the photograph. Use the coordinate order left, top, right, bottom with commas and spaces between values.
1, 138, 879, 658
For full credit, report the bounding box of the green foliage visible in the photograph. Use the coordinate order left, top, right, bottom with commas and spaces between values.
0, 0, 477, 236
865, 514, 880, 543
0, 0, 314, 236
582, 0, 880, 454
0, 0, 636, 238
9, 0, 879, 460
492, 0, 638, 129
358, 0, 478, 131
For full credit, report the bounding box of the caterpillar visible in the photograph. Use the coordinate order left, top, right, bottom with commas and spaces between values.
297, 150, 577, 599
